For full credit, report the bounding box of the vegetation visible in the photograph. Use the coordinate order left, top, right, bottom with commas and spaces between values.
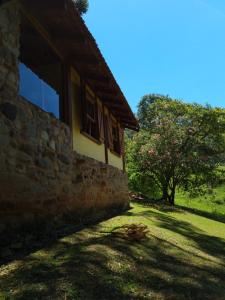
176, 183, 225, 222
73, 0, 89, 15
1, 199, 225, 300
126, 94, 225, 205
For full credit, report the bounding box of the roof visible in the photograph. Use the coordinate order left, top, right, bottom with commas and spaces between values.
19, 0, 139, 131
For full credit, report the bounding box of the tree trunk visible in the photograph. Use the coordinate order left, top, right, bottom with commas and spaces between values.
168, 186, 176, 206
168, 195, 174, 205
162, 187, 168, 202
161, 181, 176, 205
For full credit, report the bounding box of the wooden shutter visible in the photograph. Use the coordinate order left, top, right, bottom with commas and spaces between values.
97, 103, 104, 142
107, 114, 113, 150
80, 80, 87, 132
119, 127, 125, 156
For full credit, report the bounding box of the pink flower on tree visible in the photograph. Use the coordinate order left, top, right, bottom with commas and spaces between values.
148, 149, 156, 156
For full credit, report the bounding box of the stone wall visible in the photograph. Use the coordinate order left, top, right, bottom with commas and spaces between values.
0, 96, 129, 226
0, 2, 129, 235
0, 1, 20, 99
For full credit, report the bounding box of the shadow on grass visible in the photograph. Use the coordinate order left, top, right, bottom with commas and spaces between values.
132, 198, 225, 224
1, 207, 225, 299
131, 199, 185, 213
0, 208, 127, 267
127, 207, 225, 262
1, 201, 225, 300
176, 205, 225, 224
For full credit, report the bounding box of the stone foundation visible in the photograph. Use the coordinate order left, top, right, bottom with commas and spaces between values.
0, 2, 129, 237
0, 96, 129, 229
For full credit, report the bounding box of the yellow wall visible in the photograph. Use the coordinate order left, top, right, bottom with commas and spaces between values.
108, 150, 123, 170
71, 69, 105, 163
71, 68, 124, 169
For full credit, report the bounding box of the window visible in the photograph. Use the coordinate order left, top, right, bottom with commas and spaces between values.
81, 89, 100, 141
112, 121, 121, 154
19, 16, 62, 119
80, 84, 123, 154
85, 91, 98, 138
19, 63, 60, 118
106, 114, 123, 156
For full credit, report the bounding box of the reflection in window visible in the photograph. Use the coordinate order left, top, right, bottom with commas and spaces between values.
19, 63, 60, 118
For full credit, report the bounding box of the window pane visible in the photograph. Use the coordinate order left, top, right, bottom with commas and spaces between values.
19, 63, 42, 108
19, 63, 60, 118
87, 101, 95, 120
42, 80, 59, 118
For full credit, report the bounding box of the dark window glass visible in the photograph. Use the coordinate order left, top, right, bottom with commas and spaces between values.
82, 90, 99, 140
86, 99, 95, 121
19, 63, 60, 118
112, 122, 121, 154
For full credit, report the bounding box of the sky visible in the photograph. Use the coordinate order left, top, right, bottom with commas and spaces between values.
84, 0, 225, 112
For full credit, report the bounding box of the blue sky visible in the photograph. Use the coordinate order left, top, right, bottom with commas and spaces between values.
84, 0, 225, 112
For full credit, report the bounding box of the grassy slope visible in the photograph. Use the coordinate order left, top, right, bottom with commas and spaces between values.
176, 184, 225, 222
1, 201, 225, 300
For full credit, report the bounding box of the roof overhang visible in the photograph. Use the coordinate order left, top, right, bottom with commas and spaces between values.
18, 0, 139, 131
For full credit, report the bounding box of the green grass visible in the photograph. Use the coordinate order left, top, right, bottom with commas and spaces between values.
176, 184, 225, 222
1, 200, 225, 300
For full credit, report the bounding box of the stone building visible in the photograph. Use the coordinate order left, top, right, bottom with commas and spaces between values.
0, 0, 138, 231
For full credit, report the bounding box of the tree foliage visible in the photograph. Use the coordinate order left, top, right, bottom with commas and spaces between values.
73, 0, 89, 15
127, 95, 225, 205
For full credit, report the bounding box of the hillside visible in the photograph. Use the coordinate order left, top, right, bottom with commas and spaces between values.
1, 199, 225, 300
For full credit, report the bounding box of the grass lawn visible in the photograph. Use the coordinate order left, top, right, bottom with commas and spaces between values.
1, 200, 225, 300
176, 184, 225, 223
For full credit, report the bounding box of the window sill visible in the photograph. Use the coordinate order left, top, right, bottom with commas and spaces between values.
80, 130, 102, 145
110, 149, 122, 158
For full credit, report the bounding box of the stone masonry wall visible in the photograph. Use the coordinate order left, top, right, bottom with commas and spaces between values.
0, 2, 129, 233
0, 1, 20, 98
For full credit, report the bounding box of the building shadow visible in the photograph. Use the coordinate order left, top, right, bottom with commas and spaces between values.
0, 206, 129, 267
1, 205, 225, 299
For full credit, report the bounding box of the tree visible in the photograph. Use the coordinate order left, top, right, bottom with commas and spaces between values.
73, 0, 89, 15
126, 131, 161, 199
137, 94, 170, 129
127, 95, 225, 205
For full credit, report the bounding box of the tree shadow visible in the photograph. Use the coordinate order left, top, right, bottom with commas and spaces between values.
131, 199, 185, 213
1, 220, 225, 299
127, 208, 225, 262
176, 205, 225, 224
132, 199, 225, 224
